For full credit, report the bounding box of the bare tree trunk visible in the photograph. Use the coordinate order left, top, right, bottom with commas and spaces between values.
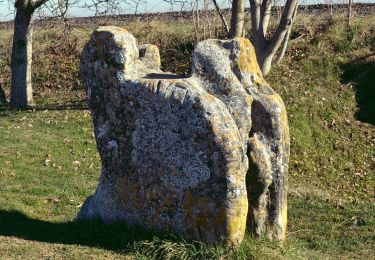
10, 7, 34, 108
249, 0, 265, 64
196, 4, 200, 40
229, 0, 245, 38
347, 0, 353, 26
192, 1, 199, 42
329, 0, 333, 17
249, 0, 299, 75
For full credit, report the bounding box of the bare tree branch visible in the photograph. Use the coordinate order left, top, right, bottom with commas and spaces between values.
211, 0, 229, 34
249, 0, 260, 33
273, 25, 290, 65
266, 0, 298, 57
259, 0, 271, 36
30, 0, 48, 9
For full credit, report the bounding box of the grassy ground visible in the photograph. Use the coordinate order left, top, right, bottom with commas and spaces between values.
0, 14, 374, 259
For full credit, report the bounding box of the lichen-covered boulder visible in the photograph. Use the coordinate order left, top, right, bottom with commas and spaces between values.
78, 26, 290, 246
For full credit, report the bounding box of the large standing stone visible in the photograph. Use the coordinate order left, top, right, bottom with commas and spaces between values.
78, 26, 290, 246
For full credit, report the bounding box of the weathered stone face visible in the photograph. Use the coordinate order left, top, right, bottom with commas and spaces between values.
78, 26, 290, 246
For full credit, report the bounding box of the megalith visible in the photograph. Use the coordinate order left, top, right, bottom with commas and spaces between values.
78, 26, 290, 246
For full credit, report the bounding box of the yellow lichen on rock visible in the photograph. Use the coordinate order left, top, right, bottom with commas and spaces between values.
281, 202, 288, 240
234, 37, 269, 86
225, 195, 248, 246
234, 37, 262, 75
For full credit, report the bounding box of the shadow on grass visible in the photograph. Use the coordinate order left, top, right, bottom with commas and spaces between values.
0, 210, 173, 252
32, 100, 89, 111
0, 100, 88, 117
341, 54, 375, 126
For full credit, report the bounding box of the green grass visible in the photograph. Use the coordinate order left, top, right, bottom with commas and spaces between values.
0, 15, 374, 259
268, 15, 375, 202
